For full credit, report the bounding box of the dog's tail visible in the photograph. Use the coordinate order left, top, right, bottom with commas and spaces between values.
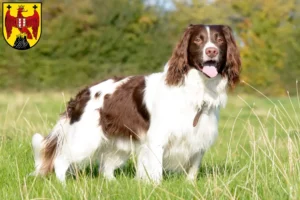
32, 116, 69, 176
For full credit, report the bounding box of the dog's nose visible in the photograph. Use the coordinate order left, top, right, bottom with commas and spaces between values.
205, 47, 219, 58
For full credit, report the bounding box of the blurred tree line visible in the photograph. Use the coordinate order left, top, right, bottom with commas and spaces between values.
0, 0, 299, 95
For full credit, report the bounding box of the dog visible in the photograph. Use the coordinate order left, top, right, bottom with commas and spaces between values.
32, 24, 241, 184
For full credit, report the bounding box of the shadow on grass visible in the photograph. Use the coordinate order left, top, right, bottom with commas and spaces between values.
68, 161, 136, 180
162, 163, 238, 180
68, 160, 237, 181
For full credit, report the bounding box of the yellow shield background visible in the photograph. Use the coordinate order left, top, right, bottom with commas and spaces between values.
2, 2, 42, 49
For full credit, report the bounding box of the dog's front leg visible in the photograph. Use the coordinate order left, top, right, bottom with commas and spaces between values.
136, 139, 163, 184
186, 150, 205, 182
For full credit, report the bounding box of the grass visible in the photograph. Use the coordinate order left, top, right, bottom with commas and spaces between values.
0, 86, 300, 199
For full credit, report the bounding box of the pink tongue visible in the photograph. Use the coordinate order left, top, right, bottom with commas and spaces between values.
202, 66, 218, 78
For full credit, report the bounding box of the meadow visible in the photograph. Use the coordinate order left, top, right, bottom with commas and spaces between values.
0, 83, 300, 200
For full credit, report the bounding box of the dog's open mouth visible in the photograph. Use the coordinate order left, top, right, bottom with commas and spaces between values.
199, 61, 218, 78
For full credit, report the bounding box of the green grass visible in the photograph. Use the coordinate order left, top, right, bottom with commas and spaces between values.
0, 89, 300, 200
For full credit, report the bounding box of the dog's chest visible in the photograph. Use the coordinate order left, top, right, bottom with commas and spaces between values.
145, 71, 227, 171
162, 107, 218, 171
163, 126, 202, 170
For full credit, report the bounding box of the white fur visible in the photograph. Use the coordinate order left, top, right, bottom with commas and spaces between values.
203, 26, 219, 62
137, 68, 227, 183
32, 64, 228, 184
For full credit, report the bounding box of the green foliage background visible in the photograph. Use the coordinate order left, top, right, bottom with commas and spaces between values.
0, 0, 300, 95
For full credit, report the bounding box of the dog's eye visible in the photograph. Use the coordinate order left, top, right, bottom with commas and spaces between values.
217, 38, 224, 43
194, 37, 202, 44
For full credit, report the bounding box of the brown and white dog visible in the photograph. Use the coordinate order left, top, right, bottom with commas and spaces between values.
32, 24, 241, 184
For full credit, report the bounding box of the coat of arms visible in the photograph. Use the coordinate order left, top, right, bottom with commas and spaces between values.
2, 2, 41, 50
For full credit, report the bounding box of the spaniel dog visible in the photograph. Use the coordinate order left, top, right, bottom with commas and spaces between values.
32, 24, 241, 184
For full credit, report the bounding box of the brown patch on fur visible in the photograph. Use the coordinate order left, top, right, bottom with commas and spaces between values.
65, 76, 125, 125
67, 88, 91, 124
95, 91, 101, 98
112, 76, 126, 82
221, 25, 241, 89
166, 25, 193, 86
99, 76, 150, 140
104, 94, 110, 100
39, 135, 58, 175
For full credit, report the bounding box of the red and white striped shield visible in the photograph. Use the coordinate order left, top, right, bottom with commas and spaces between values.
16, 18, 26, 28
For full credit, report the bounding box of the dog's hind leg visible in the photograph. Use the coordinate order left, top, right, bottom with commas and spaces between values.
31, 133, 44, 175
31, 116, 70, 179
54, 155, 70, 183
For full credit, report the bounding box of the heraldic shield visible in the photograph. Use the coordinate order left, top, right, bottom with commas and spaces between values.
2, 2, 41, 50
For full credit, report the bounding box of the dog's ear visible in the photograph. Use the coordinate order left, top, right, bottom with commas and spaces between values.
222, 25, 241, 89
166, 25, 193, 86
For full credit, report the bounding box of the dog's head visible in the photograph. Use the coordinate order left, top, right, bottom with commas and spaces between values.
166, 24, 241, 88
